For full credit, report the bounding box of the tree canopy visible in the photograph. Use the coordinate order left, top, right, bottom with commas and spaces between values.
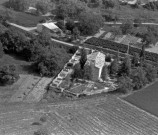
78, 10, 104, 35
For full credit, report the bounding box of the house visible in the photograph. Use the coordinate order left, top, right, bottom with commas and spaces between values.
37, 22, 62, 35
86, 52, 105, 81
127, 0, 137, 5
25, 7, 37, 15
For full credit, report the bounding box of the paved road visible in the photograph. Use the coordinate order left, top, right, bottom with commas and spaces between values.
8, 22, 37, 32
104, 22, 158, 26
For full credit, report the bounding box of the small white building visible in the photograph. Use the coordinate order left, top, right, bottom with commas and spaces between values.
37, 22, 62, 34
25, 7, 37, 15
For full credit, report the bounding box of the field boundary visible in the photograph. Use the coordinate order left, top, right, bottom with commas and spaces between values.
119, 97, 158, 120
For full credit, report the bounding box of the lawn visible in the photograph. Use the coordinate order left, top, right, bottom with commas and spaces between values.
10, 12, 45, 27
0, 54, 33, 74
123, 80, 158, 117
0, 0, 45, 27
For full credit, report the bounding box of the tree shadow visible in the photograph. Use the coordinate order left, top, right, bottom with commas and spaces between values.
20, 64, 39, 75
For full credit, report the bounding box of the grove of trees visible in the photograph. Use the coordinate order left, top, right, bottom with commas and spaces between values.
0, 24, 72, 77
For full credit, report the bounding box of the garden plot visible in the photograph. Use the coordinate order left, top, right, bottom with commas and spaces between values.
10, 75, 41, 102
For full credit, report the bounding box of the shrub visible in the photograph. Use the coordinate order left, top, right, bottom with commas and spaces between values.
118, 75, 133, 93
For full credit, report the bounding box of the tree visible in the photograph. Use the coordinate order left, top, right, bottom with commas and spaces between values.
37, 29, 51, 47
134, 18, 141, 27
8, 0, 30, 11
131, 67, 147, 90
105, 54, 112, 62
110, 59, 119, 75
132, 53, 140, 67
84, 64, 92, 80
102, 0, 115, 9
118, 75, 133, 93
79, 10, 104, 35
119, 55, 131, 76
80, 48, 87, 69
101, 65, 108, 80
35, 53, 59, 76
140, 44, 145, 65
0, 65, 19, 86
56, 0, 87, 20
66, 19, 75, 32
0, 42, 3, 58
56, 20, 66, 31
71, 63, 83, 79
143, 63, 157, 83
73, 27, 80, 40
120, 20, 133, 34
36, 1, 50, 14
68, 46, 78, 54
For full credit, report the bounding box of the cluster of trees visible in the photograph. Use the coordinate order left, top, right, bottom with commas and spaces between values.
143, 1, 158, 11
72, 48, 93, 80
0, 42, 3, 59
8, 0, 53, 14
0, 65, 19, 86
56, 0, 104, 36
108, 51, 157, 93
0, 25, 72, 77
102, 0, 115, 9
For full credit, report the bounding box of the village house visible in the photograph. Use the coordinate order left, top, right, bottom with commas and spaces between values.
25, 7, 37, 15
86, 52, 105, 81
37, 22, 63, 36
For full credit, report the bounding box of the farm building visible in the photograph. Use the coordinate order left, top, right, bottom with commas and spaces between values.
119, 0, 158, 5
86, 52, 105, 81
37, 22, 62, 35
25, 7, 37, 15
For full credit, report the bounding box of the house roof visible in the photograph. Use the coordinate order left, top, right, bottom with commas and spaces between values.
87, 52, 105, 69
42, 22, 59, 30
87, 52, 100, 61
28, 7, 37, 11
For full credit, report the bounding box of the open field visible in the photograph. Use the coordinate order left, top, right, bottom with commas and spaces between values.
0, 96, 158, 135
0, 54, 33, 74
124, 81, 158, 117
0, 75, 41, 103
0, 0, 45, 27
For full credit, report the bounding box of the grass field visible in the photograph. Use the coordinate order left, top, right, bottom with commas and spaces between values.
0, 0, 45, 27
124, 80, 158, 117
0, 54, 33, 74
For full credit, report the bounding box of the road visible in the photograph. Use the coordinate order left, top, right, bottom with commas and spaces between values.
8, 22, 37, 32
104, 22, 158, 26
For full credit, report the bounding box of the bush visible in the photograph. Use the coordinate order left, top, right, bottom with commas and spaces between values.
0, 65, 19, 86
118, 75, 133, 93
131, 67, 148, 90
0, 42, 3, 58
105, 55, 112, 62
68, 46, 78, 54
